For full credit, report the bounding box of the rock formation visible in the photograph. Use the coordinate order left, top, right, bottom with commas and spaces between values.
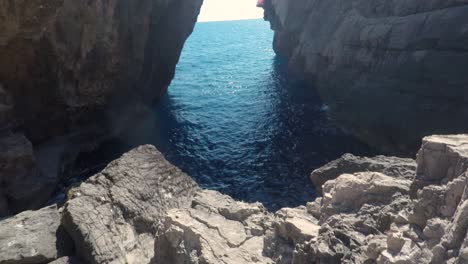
310, 153, 416, 194
0, 0, 203, 140
62, 145, 200, 264
2, 135, 468, 263
153, 190, 274, 264
152, 134, 468, 263
0, 205, 73, 263
0, 0, 203, 216
262, 0, 468, 153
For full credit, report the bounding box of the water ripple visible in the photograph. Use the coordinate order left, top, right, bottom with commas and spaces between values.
151, 19, 372, 210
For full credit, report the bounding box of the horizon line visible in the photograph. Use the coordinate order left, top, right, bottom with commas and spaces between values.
197, 17, 265, 23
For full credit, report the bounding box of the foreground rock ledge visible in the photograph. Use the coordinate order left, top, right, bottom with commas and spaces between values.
153, 135, 468, 264
2, 134, 468, 264
0, 205, 73, 263
62, 145, 200, 264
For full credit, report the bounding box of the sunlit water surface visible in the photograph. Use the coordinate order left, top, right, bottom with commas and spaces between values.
151, 19, 372, 210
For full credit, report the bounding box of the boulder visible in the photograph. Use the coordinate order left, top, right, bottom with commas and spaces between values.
0, 205, 73, 264
0, 132, 55, 216
412, 135, 468, 195
264, 206, 320, 264
62, 145, 200, 264
153, 190, 274, 264
321, 172, 411, 217
310, 154, 416, 194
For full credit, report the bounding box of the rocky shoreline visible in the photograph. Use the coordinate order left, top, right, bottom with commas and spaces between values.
1, 134, 467, 263
1, 0, 468, 263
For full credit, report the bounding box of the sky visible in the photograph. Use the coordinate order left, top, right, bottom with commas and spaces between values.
197, 0, 264, 22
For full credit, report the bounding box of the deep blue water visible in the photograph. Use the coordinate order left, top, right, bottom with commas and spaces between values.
152, 19, 372, 210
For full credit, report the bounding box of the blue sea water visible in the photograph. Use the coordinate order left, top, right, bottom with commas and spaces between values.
152, 19, 372, 210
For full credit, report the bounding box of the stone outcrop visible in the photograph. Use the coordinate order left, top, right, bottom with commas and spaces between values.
0, 205, 73, 264
262, 0, 468, 153
310, 154, 416, 193
2, 134, 468, 263
411, 134, 468, 195
62, 145, 200, 264
153, 190, 275, 264
152, 134, 468, 263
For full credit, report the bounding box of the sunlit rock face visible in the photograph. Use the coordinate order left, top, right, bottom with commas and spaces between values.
3, 134, 468, 263
262, 0, 468, 154
0, 0, 203, 143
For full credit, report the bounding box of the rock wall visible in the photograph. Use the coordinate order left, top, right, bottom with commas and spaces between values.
262, 0, 468, 154
0, 0, 202, 142
0, 0, 203, 216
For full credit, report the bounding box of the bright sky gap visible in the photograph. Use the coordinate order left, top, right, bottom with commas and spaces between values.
197, 0, 264, 22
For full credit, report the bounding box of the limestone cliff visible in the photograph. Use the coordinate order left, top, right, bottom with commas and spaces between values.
0, 0, 202, 142
262, 0, 468, 153
0, 0, 203, 216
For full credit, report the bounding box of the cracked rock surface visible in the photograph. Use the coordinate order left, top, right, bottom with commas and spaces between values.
62, 145, 200, 264
310, 154, 416, 194
153, 190, 275, 264
153, 134, 468, 263
0, 205, 73, 264
3, 134, 468, 263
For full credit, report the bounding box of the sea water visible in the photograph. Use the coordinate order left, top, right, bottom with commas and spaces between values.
152, 19, 372, 210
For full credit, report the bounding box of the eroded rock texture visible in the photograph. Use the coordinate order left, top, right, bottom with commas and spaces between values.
310, 154, 416, 194
153, 190, 275, 264
0, 0, 202, 142
2, 134, 468, 263
0, 205, 73, 264
62, 145, 200, 264
262, 0, 468, 153
152, 134, 468, 263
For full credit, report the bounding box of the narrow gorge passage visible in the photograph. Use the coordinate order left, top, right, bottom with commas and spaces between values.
147, 19, 374, 210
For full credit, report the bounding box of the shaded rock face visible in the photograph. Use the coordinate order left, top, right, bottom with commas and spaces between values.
0, 205, 73, 264
262, 0, 468, 153
62, 145, 200, 264
0, 0, 202, 142
0, 132, 54, 216
0, 0, 202, 217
